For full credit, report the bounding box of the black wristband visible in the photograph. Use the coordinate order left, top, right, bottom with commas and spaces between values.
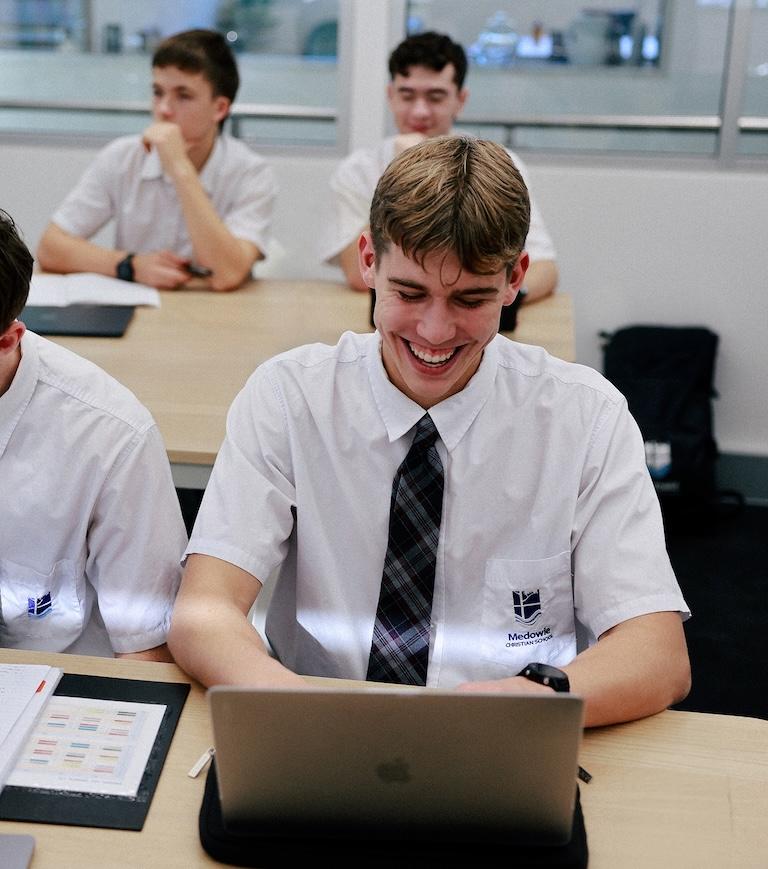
517, 662, 570, 693
116, 252, 135, 282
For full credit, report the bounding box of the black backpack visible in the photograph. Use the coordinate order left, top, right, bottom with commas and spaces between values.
601, 325, 739, 517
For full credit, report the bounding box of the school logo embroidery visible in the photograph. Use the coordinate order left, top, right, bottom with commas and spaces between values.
27, 592, 52, 618
512, 589, 542, 626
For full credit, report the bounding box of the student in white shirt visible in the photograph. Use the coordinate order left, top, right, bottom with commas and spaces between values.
0, 209, 186, 658
169, 137, 691, 728
36, 29, 277, 293
322, 31, 558, 308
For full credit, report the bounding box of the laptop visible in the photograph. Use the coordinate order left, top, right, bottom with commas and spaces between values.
208, 686, 584, 845
0, 834, 34, 869
20, 304, 135, 338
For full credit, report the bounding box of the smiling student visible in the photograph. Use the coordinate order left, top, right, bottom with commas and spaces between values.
169, 136, 690, 728
36, 29, 276, 292
322, 31, 558, 307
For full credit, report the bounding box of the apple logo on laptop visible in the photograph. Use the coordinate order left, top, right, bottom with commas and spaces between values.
376, 757, 412, 784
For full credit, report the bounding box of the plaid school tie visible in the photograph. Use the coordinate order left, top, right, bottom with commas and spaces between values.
366, 414, 444, 686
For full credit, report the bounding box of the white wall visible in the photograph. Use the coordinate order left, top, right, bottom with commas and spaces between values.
2, 140, 766, 457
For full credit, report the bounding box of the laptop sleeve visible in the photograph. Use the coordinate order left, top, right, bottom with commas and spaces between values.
198, 759, 588, 868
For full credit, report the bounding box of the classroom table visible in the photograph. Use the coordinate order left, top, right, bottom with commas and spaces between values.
1, 649, 766, 868
47, 281, 575, 488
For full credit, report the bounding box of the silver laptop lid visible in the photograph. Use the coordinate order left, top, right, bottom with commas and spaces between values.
208, 686, 584, 844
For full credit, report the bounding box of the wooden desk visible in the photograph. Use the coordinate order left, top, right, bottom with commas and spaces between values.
48, 282, 574, 486
2, 649, 766, 868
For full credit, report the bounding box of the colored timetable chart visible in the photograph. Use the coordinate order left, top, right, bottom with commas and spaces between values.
6, 697, 165, 797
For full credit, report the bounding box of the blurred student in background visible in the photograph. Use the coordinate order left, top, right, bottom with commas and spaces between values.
322, 31, 558, 317
37, 29, 276, 292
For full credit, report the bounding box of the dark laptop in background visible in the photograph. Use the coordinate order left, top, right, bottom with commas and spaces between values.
20, 305, 135, 338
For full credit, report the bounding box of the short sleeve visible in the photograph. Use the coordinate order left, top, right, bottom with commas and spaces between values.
85, 424, 187, 654
321, 150, 380, 266
52, 139, 124, 240
186, 365, 297, 583
506, 150, 557, 262
222, 158, 278, 258
572, 397, 690, 642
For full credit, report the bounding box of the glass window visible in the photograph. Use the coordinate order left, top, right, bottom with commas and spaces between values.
0, 0, 339, 146
405, 0, 734, 156
739, 1, 768, 156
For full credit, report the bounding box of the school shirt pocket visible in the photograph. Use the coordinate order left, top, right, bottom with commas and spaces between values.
0, 558, 84, 651
479, 551, 577, 679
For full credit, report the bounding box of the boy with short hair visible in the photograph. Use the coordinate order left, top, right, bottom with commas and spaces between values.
1, 209, 186, 657
37, 29, 276, 292
170, 137, 690, 728
323, 31, 558, 306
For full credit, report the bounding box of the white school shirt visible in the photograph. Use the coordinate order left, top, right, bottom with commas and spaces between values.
187, 332, 689, 687
320, 135, 557, 267
52, 133, 277, 259
0, 331, 186, 655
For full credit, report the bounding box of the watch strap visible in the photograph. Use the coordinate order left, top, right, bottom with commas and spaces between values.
116, 252, 135, 282
517, 662, 570, 693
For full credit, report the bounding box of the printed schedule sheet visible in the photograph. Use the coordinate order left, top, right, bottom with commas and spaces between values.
7, 697, 166, 797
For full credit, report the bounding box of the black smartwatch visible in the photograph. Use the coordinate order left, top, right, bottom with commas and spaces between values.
116, 252, 135, 282
517, 662, 570, 693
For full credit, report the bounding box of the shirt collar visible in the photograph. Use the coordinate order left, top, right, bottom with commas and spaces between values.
140, 135, 224, 194
366, 333, 500, 451
0, 330, 40, 459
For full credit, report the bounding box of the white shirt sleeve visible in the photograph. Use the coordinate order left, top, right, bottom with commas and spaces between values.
572, 397, 690, 644
186, 366, 297, 584
85, 424, 187, 654
506, 149, 557, 262
51, 139, 124, 240
221, 157, 278, 257
321, 145, 385, 266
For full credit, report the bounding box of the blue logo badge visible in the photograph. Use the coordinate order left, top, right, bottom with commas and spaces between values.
27, 592, 52, 618
512, 589, 542, 626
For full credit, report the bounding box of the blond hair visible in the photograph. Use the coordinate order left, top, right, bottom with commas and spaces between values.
369, 136, 530, 278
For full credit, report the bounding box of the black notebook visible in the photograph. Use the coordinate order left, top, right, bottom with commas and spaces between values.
0, 673, 189, 831
20, 305, 135, 337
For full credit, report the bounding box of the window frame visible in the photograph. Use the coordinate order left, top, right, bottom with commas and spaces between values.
0, 0, 764, 167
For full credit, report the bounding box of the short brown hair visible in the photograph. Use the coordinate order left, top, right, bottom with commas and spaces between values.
153, 29, 239, 130
369, 136, 530, 278
0, 209, 33, 332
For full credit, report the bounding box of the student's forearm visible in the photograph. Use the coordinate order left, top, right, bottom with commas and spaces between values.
169, 162, 257, 291
521, 259, 558, 303
37, 223, 123, 277
168, 599, 305, 688
563, 612, 691, 727
459, 612, 690, 728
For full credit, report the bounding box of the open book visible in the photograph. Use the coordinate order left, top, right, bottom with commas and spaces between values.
0, 664, 62, 794
28, 273, 160, 308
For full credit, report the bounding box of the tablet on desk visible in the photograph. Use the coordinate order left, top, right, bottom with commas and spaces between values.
20, 304, 135, 338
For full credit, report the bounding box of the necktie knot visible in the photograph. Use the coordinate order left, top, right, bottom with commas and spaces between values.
411, 414, 439, 453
